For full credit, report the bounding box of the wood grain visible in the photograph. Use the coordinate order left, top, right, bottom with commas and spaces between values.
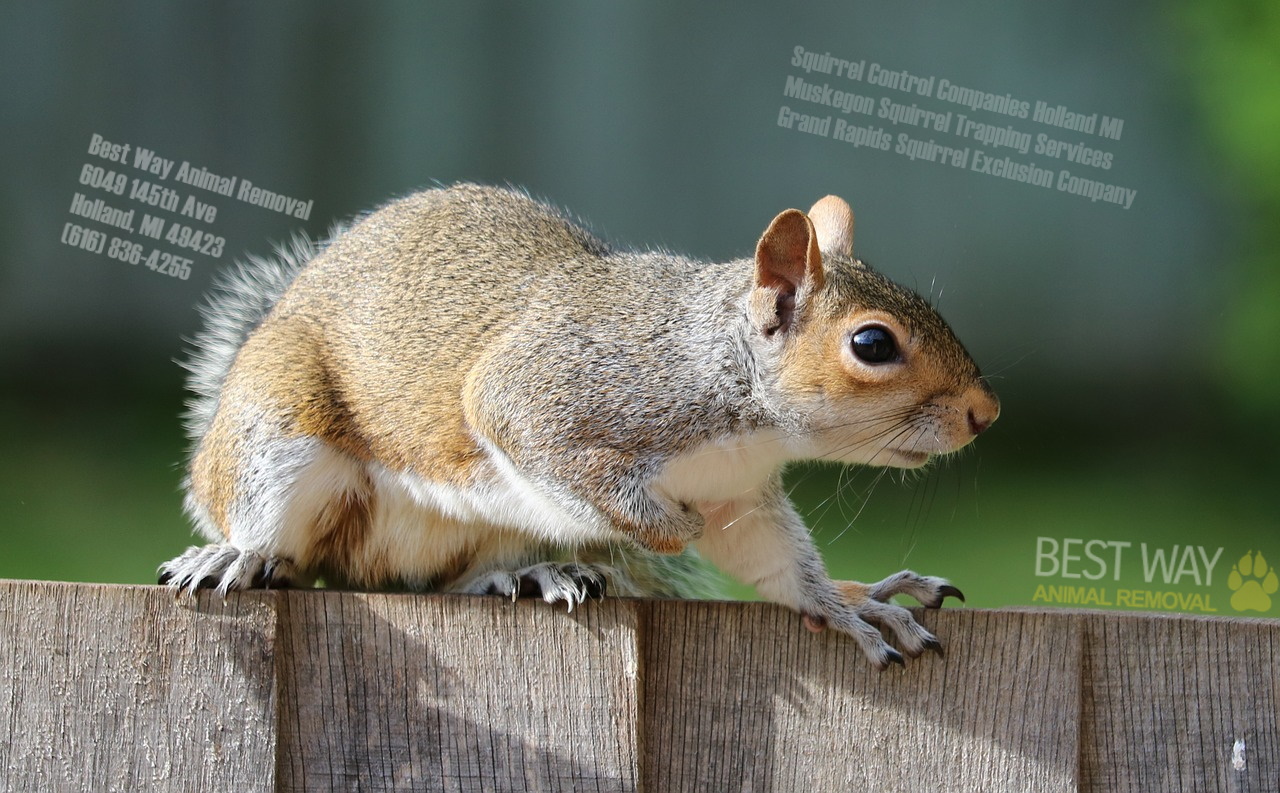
640, 601, 1081, 792
1080, 613, 1280, 793
2, 580, 1277, 792
0, 580, 277, 792
276, 591, 641, 792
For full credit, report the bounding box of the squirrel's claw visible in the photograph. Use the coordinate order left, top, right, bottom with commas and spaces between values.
881, 648, 906, 669
465, 562, 610, 611
922, 636, 945, 657
158, 544, 298, 598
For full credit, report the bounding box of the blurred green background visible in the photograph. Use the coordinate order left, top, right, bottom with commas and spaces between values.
2, 1, 1277, 613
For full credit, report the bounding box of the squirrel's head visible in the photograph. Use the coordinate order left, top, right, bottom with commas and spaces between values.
748, 195, 1000, 469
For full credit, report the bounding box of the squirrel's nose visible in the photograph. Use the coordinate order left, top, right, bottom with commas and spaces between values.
968, 408, 991, 436
966, 387, 1000, 437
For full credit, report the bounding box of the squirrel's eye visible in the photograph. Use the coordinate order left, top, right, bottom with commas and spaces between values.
851, 326, 898, 364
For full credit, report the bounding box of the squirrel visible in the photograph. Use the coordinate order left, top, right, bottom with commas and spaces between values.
159, 183, 999, 668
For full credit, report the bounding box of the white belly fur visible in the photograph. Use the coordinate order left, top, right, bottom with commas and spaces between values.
347, 441, 628, 584
653, 430, 792, 517
269, 430, 793, 585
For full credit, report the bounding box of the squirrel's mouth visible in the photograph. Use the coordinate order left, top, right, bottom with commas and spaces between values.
819, 433, 934, 469
873, 447, 931, 469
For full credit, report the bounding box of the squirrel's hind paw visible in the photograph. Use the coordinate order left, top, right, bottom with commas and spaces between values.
461, 562, 609, 612
158, 544, 299, 597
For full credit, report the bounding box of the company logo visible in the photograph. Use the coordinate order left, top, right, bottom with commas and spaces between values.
1030, 537, 1276, 615
1227, 551, 1279, 612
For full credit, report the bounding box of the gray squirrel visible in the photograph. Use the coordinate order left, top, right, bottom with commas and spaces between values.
160, 184, 999, 668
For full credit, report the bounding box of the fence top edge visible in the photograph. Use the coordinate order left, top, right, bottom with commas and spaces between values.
1, 579, 1277, 628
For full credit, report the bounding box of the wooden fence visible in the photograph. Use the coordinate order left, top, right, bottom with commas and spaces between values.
0, 579, 1276, 791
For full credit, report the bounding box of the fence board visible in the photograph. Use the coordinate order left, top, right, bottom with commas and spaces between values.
1, 579, 1277, 792
640, 602, 1081, 792
276, 591, 640, 793
1080, 613, 1280, 793
0, 581, 277, 792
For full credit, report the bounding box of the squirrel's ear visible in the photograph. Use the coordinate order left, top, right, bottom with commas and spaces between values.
755, 208, 824, 296
753, 208, 824, 336
807, 195, 854, 259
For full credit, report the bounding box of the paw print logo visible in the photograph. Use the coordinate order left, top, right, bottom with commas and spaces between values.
1227, 551, 1279, 613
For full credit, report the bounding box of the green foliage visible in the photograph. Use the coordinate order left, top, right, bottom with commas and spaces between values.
1225, 253, 1280, 417
1181, 0, 1280, 202
1179, 0, 1280, 422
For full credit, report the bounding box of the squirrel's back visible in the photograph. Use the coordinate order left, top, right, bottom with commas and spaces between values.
183, 184, 608, 435
179, 184, 730, 590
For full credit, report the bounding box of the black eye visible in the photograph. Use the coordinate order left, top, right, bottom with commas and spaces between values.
851, 326, 898, 364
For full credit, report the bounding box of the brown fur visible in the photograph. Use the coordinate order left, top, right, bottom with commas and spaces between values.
309, 486, 374, 577
187, 408, 241, 538
835, 580, 872, 605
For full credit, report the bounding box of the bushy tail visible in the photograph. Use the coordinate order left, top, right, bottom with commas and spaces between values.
178, 230, 341, 443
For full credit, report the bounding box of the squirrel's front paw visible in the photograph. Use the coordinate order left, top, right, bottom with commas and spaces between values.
808, 603, 941, 670
810, 570, 963, 669
838, 570, 965, 610
461, 562, 610, 611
